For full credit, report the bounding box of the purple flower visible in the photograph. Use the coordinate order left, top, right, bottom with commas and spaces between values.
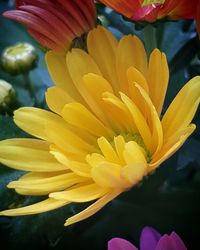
108, 227, 187, 250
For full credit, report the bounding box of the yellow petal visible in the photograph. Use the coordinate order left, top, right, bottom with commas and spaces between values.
45, 51, 83, 103
91, 161, 128, 188
159, 124, 196, 157
45, 121, 94, 155
127, 66, 149, 93
64, 189, 122, 226
50, 183, 108, 202
162, 76, 200, 141
14, 107, 63, 140
0, 139, 67, 172
102, 92, 136, 132
149, 124, 195, 171
120, 93, 152, 150
114, 136, 126, 165
86, 153, 106, 168
123, 141, 147, 165
8, 172, 87, 196
116, 35, 147, 94
62, 102, 112, 138
0, 198, 69, 216
87, 26, 119, 93
121, 163, 147, 185
45, 86, 75, 115
134, 83, 163, 155
126, 67, 148, 118
83, 73, 113, 96
66, 48, 105, 119
147, 49, 169, 116
51, 150, 92, 177
97, 137, 120, 164
82, 73, 114, 126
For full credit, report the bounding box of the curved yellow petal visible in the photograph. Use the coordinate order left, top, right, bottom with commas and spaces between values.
0, 139, 67, 172
91, 162, 128, 188
116, 35, 147, 94
127, 66, 149, 94
86, 153, 106, 168
50, 183, 108, 202
51, 150, 92, 178
123, 141, 147, 165
8, 172, 87, 196
147, 49, 169, 116
67, 48, 106, 120
64, 189, 122, 226
62, 102, 112, 138
0, 198, 69, 216
87, 26, 118, 93
149, 124, 195, 171
14, 107, 63, 141
102, 92, 136, 132
83, 73, 114, 96
82, 73, 114, 126
45, 86, 75, 115
45, 121, 94, 155
114, 136, 126, 165
45, 51, 83, 103
162, 76, 200, 141
97, 137, 120, 164
121, 163, 147, 185
120, 93, 152, 150
126, 67, 148, 118
134, 83, 163, 155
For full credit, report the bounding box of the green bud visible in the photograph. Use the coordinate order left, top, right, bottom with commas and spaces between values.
0, 80, 15, 111
1, 43, 38, 75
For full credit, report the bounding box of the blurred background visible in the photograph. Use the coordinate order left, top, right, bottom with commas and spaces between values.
0, 0, 200, 249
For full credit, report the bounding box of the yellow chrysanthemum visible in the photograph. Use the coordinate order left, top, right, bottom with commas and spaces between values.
0, 26, 200, 226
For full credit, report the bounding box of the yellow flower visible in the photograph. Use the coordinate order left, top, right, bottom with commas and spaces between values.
0, 26, 199, 226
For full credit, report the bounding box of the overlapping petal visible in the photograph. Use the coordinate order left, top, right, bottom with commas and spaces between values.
3, 0, 96, 52
108, 226, 187, 250
99, 0, 199, 23
0, 26, 199, 227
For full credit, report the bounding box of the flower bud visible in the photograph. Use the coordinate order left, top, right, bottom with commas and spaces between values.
1, 43, 38, 75
0, 80, 15, 111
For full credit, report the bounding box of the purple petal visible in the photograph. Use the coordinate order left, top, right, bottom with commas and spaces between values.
108, 238, 138, 250
155, 233, 187, 250
155, 235, 171, 250
169, 232, 187, 250
140, 227, 161, 250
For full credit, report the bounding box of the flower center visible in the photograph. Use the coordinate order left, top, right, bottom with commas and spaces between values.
112, 132, 151, 163
86, 133, 151, 189
118, 132, 151, 163
142, 0, 164, 6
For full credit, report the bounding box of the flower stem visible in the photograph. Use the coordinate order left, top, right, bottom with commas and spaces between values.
143, 24, 157, 56
156, 22, 165, 50
22, 72, 38, 106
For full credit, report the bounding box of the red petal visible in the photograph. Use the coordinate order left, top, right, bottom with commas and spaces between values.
159, 0, 198, 20
19, 5, 73, 43
3, 10, 64, 47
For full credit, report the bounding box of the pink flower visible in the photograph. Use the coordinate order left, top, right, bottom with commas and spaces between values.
108, 227, 187, 250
